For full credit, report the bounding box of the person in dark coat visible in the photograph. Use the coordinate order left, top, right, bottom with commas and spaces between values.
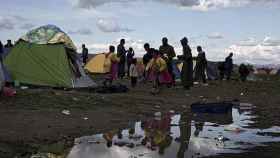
159, 37, 176, 85
126, 47, 135, 77
178, 37, 193, 90
224, 53, 233, 80
81, 44, 88, 65
194, 46, 207, 84
143, 43, 153, 80
218, 62, 225, 80
143, 43, 153, 66
239, 64, 250, 82
117, 39, 127, 79
0, 41, 3, 62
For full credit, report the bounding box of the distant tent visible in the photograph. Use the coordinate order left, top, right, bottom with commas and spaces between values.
85, 53, 107, 74
4, 25, 96, 88
206, 61, 220, 80
277, 69, 280, 75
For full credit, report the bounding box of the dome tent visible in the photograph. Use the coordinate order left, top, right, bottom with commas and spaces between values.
85, 53, 108, 74
4, 25, 96, 88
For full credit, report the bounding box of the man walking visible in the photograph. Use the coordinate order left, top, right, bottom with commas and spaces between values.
224, 53, 234, 80
82, 44, 88, 65
117, 39, 127, 79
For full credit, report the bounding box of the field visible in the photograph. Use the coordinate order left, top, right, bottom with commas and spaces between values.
0, 76, 280, 158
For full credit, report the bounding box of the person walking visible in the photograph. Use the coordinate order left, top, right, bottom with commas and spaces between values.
218, 62, 225, 80
179, 37, 193, 90
224, 53, 234, 80
103, 45, 120, 87
127, 47, 135, 77
146, 49, 172, 94
129, 58, 138, 87
194, 46, 207, 84
81, 44, 88, 65
117, 39, 127, 79
0, 41, 4, 62
143, 43, 154, 80
159, 37, 176, 85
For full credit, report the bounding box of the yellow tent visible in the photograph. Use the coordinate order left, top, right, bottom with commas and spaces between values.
85, 53, 107, 73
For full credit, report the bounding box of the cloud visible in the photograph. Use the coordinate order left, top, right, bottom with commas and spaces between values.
20, 23, 35, 30
0, 15, 28, 31
83, 36, 149, 55
238, 37, 258, 46
207, 32, 224, 39
0, 17, 15, 30
68, 28, 93, 35
11, 15, 27, 21
76, 0, 280, 11
96, 18, 134, 33
226, 37, 280, 64
76, 0, 199, 9
87, 43, 110, 52
262, 37, 280, 46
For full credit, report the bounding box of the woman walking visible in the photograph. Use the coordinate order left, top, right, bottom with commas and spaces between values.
103, 45, 120, 87
179, 37, 193, 90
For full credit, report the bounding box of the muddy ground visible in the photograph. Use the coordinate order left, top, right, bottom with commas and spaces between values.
0, 77, 280, 158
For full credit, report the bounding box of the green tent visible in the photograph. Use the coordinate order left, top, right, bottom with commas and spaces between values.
4, 40, 75, 87
3, 25, 97, 88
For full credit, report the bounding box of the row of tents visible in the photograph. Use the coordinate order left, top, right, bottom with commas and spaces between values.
2, 25, 278, 90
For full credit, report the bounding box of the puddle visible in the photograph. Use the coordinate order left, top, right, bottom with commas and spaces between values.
36, 104, 280, 158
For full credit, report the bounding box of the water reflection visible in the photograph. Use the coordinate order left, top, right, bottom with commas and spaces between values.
67, 105, 280, 158
177, 112, 191, 158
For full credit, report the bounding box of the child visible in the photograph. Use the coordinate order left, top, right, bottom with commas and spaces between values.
103, 45, 120, 87
127, 47, 135, 77
129, 58, 138, 87
146, 49, 172, 94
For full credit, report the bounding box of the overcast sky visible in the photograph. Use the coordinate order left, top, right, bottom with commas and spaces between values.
1, 0, 280, 64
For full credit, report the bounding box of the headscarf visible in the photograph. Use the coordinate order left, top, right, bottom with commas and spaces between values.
180, 37, 188, 46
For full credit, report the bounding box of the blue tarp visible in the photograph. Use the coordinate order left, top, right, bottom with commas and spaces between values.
191, 102, 233, 114
172, 62, 181, 79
